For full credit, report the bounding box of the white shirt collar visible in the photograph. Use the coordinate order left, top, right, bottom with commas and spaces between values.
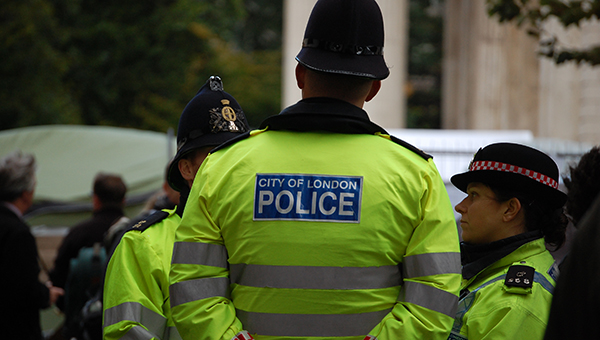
1, 201, 23, 218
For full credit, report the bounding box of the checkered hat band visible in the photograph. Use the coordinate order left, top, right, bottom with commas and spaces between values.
469, 161, 558, 189
232, 331, 254, 340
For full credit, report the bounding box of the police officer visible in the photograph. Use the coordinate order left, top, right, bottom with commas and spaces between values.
449, 142, 568, 340
102, 76, 249, 340
169, 1, 462, 339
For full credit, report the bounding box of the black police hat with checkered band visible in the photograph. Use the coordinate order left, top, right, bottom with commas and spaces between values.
451, 142, 567, 210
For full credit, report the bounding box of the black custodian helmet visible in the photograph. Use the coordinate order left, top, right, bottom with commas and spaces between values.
295, 0, 390, 80
167, 76, 249, 192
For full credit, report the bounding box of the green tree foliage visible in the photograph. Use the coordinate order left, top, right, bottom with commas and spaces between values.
0, 0, 282, 132
234, 0, 283, 51
407, 0, 444, 129
0, 0, 81, 128
225, 0, 283, 127
192, 9, 282, 128
487, 0, 600, 66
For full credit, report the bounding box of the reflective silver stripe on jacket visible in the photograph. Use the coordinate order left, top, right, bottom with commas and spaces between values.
403, 252, 461, 278
171, 242, 228, 267
165, 326, 182, 340
120, 326, 155, 340
104, 302, 166, 339
230, 263, 401, 289
237, 308, 393, 337
399, 281, 458, 317
170, 277, 230, 308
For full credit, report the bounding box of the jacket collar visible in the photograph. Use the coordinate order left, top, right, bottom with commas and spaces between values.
175, 186, 190, 218
461, 230, 544, 280
259, 98, 388, 135
1, 201, 22, 218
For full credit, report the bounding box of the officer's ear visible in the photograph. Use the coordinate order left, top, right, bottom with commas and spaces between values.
365, 80, 381, 102
178, 159, 196, 182
178, 147, 211, 185
295, 63, 306, 90
502, 197, 523, 223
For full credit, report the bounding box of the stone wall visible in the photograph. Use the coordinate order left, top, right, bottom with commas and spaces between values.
443, 0, 600, 145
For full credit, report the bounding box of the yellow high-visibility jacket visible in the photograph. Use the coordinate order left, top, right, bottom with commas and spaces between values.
103, 209, 182, 340
170, 98, 462, 340
449, 237, 558, 340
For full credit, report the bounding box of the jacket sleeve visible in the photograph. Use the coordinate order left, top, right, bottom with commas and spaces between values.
103, 231, 171, 340
169, 159, 250, 340
366, 162, 462, 340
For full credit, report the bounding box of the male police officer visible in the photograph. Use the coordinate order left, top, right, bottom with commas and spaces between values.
169, 1, 461, 339
102, 76, 249, 340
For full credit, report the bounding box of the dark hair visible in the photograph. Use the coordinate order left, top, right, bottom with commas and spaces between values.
564, 146, 600, 226
182, 147, 208, 161
93, 173, 126, 206
489, 184, 568, 251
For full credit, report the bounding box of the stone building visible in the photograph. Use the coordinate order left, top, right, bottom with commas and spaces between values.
443, 0, 600, 145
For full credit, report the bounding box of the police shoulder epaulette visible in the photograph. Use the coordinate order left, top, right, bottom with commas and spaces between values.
126, 210, 170, 233
504, 263, 535, 289
211, 130, 252, 153
389, 135, 432, 160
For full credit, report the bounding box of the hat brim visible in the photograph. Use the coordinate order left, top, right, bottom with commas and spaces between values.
451, 170, 567, 210
167, 131, 242, 192
296, 48, 390, 80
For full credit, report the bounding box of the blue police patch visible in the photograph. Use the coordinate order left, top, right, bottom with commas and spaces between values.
254, 173, 363, 223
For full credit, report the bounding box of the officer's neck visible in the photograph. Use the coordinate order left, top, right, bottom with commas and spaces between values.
305, 94, 364, 108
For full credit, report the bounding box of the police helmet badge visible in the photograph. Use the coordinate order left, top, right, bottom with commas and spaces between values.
221, 99, 238, 130
209, 99, 247, 133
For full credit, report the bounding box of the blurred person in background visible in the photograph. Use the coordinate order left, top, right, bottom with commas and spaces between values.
49, 172, 126, 337
562, 146, 600, 228
0, 150, 64, 340
104, 176, 179, 255
544, 146, 600, 340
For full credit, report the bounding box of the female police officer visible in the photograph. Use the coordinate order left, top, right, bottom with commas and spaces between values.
448, 142, 568, 340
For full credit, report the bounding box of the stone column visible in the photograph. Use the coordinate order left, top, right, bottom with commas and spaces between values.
578, 19, 600, 145
538, 18, 582, 142
442, 0, 540, 131
537, 17, 600, 145
282, 0, 407, 129
281, 0, 314, 110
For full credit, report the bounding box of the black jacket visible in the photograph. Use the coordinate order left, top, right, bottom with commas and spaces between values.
0, 204, 50, 340
544, 193, 600, 340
